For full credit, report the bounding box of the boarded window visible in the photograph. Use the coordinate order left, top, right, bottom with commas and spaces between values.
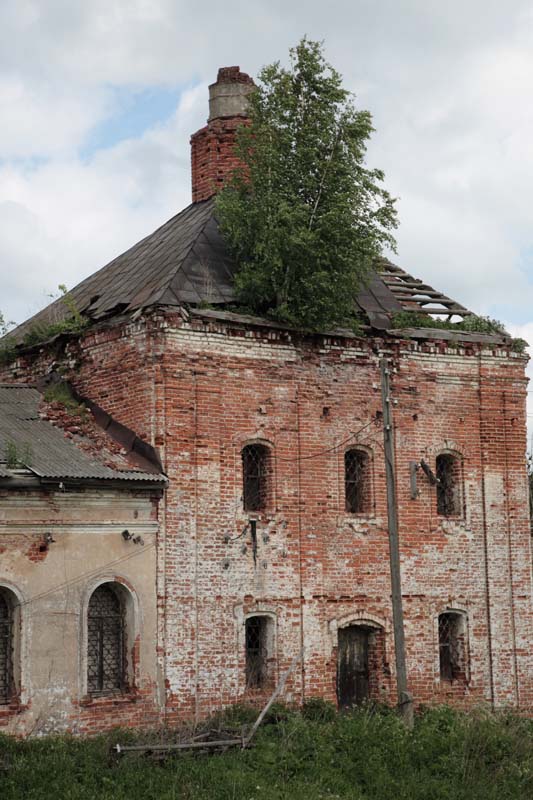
242, 444, 269, 512
345, 449, 371, 513
436, 454, 462, 516
438, 612, 466, 682
87, 584, 125, 695
245, 616, 270, 689
0, 590, 13, 705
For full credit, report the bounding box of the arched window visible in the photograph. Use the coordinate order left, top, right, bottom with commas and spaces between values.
345, 449, 371, 513
436, 453, 462, 516
87, 583, 126, 695
0, 589, 14, 705
438, 611, 467, 682
242, 444, 270, 512
245, 615, 274, 689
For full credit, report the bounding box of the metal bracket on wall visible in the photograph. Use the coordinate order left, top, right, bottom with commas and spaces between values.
410, 459, 440, 499
409, 461, 420, 499
250, 519, 258, 565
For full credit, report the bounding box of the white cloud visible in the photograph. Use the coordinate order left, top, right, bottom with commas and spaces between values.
0, 83, 206, 321
0, 76, 110, 158
1, 0, 533, 333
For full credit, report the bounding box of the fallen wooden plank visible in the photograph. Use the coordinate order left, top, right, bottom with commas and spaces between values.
243, 648, 304, 747
112, 648, 305, 758
113, 737, 243, 755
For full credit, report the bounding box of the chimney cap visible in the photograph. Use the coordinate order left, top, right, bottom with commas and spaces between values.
208, 66, 255, 121
210, 66, 254, 88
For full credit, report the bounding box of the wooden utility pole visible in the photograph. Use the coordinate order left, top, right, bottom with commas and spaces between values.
380, 358, 414, 728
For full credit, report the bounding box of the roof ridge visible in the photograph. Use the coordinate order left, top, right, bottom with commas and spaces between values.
147, 199, 216, 307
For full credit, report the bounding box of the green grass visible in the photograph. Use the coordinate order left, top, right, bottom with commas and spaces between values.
1, 706, 533, 800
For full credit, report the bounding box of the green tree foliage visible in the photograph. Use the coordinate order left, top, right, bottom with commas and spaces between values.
216, 38, 398, 331
0, 287, 88, 367
0, 310, 13, 337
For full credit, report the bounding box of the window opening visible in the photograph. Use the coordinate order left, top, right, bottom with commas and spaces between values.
245, 616, 268, 688
345, 449, 370, 513
436, 454, 462, 516
438, 612, 465, 682
0, 590, 13, 705
87, 584, 125, 695
242, 444, 269, 512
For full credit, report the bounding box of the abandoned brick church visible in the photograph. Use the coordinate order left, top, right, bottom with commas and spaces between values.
1, 67, 532, 735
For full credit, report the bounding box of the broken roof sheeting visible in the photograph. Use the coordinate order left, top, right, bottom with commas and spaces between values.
376, 259, 472, 319
5, 200, 474, 344
7, 200, 236, 343
0, 385, 165, 484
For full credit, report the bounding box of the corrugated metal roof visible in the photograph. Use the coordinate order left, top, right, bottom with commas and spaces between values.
4, 200, 475, 344
0, 385, 165, 485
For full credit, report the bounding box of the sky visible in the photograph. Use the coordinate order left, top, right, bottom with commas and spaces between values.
2, 0, 533, 425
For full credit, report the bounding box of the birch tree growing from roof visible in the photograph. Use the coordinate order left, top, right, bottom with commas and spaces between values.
216, 37, 398, 331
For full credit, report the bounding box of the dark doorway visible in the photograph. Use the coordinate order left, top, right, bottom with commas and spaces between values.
337, 626, 370, 708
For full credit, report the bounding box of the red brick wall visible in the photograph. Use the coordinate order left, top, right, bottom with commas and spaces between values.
158, 318, 532, 716
190, 117, 248, 203
2, 312, 532, 730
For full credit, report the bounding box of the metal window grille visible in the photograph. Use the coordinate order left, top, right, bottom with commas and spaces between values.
0, 591, 13, 705
436, 454, 461, 516
345, 450, 369, 513
438, 613, 462, 681
245, 616, 268, 688
242, 445, 268, 512
87, 585, 125, 695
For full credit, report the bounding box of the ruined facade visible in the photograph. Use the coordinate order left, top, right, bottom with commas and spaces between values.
0, 67, 532, 735
0, 386, 165, 734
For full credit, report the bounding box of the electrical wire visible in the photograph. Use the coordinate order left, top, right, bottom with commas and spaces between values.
14, 542, 156, 610
275, 418, 378, 462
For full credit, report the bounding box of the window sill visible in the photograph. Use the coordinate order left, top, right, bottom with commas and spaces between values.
79, 690, 138, 708
242, 510, 274, 520
339, 513, 379, 532
344, 511, 376, 519
438, 679, 469, 689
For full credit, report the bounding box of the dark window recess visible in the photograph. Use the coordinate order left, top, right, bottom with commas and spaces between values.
0, 590, 13, 705
242, 444, 269, 512
245, 616, 268, 688
439, 612, 465, 682
345, 450, 371, 513
436, 454, 462, 516
87, 584, 125, 695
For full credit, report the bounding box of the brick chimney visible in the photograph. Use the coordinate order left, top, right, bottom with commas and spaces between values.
190, 67, 254, 203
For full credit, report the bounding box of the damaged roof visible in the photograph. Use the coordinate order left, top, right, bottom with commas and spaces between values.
0, 385, 166, 487
6, 199, 476, 344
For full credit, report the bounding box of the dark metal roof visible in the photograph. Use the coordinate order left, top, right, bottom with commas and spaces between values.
8, 199, 236, 343
5, 200, 474, 344
0, 385, 166, 485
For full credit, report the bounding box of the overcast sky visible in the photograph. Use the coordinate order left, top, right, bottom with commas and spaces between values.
2, 1, 533, 400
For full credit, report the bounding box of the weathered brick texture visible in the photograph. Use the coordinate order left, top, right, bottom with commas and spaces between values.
191, 116, 248, 203
2, 310, 530, 732
190, 66, 253, 202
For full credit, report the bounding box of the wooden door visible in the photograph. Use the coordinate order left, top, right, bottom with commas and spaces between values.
337, 626, 370, 708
